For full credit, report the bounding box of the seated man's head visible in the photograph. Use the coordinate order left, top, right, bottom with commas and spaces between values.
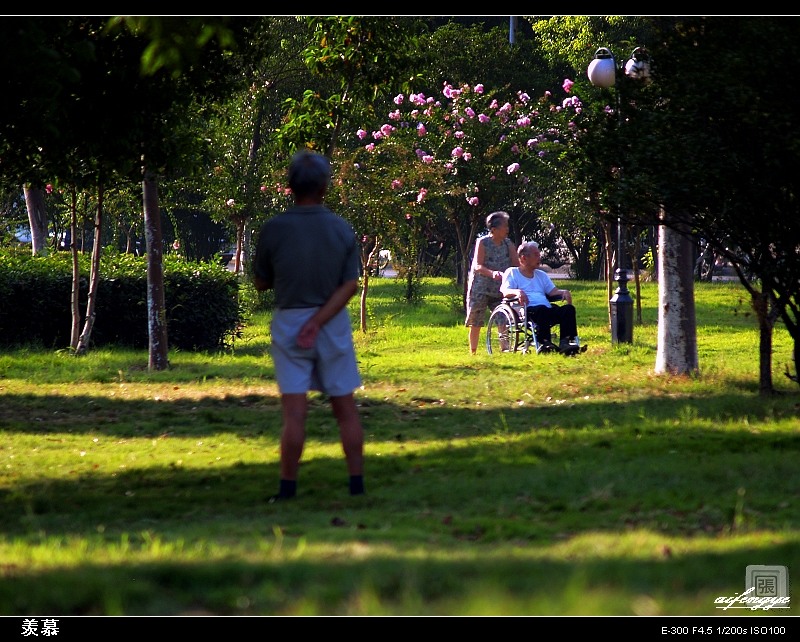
288, 150, 331, 200
518, 241, 542, 264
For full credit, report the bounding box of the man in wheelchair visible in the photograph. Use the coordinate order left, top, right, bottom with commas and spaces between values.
500, 240, 586, 355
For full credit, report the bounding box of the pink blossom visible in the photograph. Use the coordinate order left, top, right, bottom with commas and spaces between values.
394, 94, 404, 105
356, 129, 368, 140
562, 78, 574, 93
478, 113, 490, 123
452, 147, 464, 158
417, 123, 427, 136
45, 184, 53, 194
518, 91, 530, 103
389, 109, 401, 120
372, 130, 383, 140
463, 153, 472, 161
260, 185, 267, 192
391, 179, 402, 189
422, 155, 434, 164
467, 196, 479, 206
380, 123, 395, 137
517, 116, 531, 127
226, 198, 235, 206
455, 130, 465, 139
365, 143, 375, 152
489, 99, 498, 109
406, 213, 413, 220
465, 107, 475, 118
474, 84, 484, 94
506, 163, 520, 174
416, 188, 428, 203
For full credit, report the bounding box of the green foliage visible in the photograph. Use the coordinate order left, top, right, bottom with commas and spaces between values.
277, 16, 426, 155
0, 249, 244, 351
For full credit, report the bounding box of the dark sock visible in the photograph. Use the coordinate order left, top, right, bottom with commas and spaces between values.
349, 475, 365, 496
277, 479, 296, 499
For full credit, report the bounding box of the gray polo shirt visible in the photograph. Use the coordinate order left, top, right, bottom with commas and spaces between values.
254, 204, 360, 309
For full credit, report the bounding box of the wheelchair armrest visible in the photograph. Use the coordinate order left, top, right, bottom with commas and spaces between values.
504, 293, 563, 304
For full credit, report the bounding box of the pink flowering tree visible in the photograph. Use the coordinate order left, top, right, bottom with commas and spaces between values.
331, 139, 447, 312
342, 80, 585, 300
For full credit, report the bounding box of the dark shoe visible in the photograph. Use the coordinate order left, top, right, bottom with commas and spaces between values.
559, 337, 582, 356
536, 340, 557, 354
268, 491, 295, 503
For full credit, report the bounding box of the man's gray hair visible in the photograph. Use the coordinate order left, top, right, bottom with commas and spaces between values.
288, 150, 332, 197
518, 240, 540, 256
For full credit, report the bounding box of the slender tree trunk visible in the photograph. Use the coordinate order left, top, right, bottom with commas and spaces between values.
75, 185, 104, 356
655, 208, 699, 375
69, 189, 81, 350
603, 217, 614, 304
23, 184, 48, 256
630, 225, 644, 323
143, 166, 169, 371
751, 290, 777, 395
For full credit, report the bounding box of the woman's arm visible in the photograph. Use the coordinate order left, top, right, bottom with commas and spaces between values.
473, 238, 503, 280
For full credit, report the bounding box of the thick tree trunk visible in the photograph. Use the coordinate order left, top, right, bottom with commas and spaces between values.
23, 184, 48, 256
655, 210, 699, 376
75, 185, 104, 356
143, 167, 169, 371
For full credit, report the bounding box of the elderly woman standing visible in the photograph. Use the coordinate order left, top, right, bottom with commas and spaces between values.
465, 211, 520, 354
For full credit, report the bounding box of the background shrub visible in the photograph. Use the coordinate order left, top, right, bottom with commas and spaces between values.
0, 248, 244, 350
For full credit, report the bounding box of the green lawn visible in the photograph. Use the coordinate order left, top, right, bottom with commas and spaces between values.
0, 277, 797, 617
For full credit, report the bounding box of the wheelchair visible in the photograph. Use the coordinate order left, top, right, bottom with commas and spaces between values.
485, 294, 584, 356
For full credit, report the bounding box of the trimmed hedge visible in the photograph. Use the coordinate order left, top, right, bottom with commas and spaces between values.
0, 248, 244, 351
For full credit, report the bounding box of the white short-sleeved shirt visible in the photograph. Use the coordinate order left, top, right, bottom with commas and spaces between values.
502, 268, 556, 308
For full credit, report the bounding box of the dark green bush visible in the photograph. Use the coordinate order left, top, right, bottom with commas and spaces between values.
0, 248, 245, 351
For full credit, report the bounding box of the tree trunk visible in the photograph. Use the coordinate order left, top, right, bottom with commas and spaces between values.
69, 189, 81, 350
143, 167, 169, 371
602, 217, 614, 333
23, 184, 48, 256
75, 185, 104, 356
750, 290, 777, 395
655, 209, 699, 376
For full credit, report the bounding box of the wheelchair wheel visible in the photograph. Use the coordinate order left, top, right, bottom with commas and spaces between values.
486, 304, 519, 354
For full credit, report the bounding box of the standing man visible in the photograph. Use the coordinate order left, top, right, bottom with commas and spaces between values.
253, 150, 365, 501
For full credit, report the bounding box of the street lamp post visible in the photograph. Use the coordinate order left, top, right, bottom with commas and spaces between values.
587, 46, 651, 345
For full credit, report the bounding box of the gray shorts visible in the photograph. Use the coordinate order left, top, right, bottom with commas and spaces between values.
270, 307, 362, 396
